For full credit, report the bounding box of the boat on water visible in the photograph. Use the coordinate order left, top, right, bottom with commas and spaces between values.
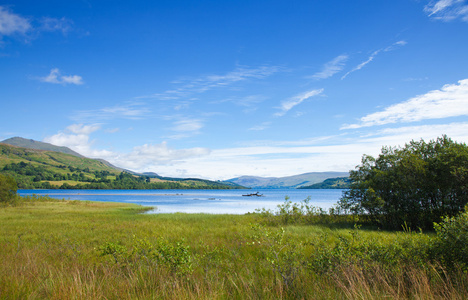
242, 192, 264, 197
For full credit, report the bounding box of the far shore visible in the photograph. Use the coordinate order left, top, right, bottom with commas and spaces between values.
19, 192, 189, 196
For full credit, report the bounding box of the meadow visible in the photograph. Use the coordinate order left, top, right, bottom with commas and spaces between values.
1, 196, 467, 299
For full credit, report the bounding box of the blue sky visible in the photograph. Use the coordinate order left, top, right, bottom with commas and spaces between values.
1, 0, 468, 180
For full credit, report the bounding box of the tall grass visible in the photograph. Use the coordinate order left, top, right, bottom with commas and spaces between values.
0, 197, 467, 299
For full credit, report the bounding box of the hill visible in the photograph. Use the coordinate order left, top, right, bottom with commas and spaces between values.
0, 142, 243, 190
2, 137, 85, 157
298, 177, 350, 189
226, 172, 349, 189
1, 137, 127, 172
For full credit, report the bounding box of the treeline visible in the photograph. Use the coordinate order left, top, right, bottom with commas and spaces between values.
3, 161, 97, 182
298, 177, 350, 189
1, 162, 239, 190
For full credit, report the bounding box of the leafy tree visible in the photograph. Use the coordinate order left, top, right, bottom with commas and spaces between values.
0, 174, 18, 203
433, 204, 468, 269
340, 136, 468, 229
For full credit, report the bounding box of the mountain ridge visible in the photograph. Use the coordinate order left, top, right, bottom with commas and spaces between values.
2, 137, 85, 158
2, 137, 131, 174
226, 171, 350, 189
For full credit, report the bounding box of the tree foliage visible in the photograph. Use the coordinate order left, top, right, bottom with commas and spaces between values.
340, 136, 468, 229
0, 174, 17, 203
433, 204, 468, 269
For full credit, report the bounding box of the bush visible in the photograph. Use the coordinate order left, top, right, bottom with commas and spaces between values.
100, 236, 193, 275
433, 205, 468, 269
0, 174, 17, 203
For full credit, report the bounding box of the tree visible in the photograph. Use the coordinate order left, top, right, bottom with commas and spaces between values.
0, 174, 18, 203
340, 136, 468, 229
433, 204, 468, 269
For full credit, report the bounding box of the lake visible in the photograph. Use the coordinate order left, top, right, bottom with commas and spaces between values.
17, 189, 345, 214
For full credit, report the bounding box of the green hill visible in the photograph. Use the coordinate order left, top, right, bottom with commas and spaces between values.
1, 137, 126, 172
0, 142, 243, 190
298, 177, 350, 189
2, 137, 85, 157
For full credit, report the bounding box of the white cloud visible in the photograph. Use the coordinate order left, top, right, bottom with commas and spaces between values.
275, 89, 324, 117
0, 6, 31, 36
342, 78, 468, 129
39, 68, 84, 85
43, 124, 113, 158
341, 41, 407, 80
42, 121, 468, 181
44, 124, 211, 171
149, 122, 468, 180
424, 0, 468, 22
312, 54, 348, 79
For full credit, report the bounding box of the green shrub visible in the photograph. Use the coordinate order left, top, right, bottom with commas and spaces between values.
433, 205, 468, 269
255, 197, 337, 226
0, 174, 17, 203
100, 236, 194, 275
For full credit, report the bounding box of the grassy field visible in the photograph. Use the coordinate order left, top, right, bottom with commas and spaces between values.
1, 198, 467, 299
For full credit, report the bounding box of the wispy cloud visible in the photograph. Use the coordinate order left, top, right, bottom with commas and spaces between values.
144, 65, 281, 100
341, 41, 407, 80
0, 6, 73, 42
39, 17, 73, 35
341, 78, 468, 129
311, 54, 348, 80
171, 118, 203, 133
72, 102, 150, 122
0, 6, 31, 37
39, 68, 84, 85
249, 122, 272, 131
275, 89, 324, 117
213, 95, 268, 114
424, 0, 468, 22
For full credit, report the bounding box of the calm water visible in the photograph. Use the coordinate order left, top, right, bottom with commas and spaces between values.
17, 189, 345, 214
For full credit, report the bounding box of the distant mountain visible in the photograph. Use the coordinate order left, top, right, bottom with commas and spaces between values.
142, 172, 160, 177
226, 172, 349, 189
2, 137, 84, 158
298, 177, 351, 189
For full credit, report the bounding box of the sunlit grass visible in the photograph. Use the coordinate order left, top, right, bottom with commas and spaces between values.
0, 198, 466, 299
